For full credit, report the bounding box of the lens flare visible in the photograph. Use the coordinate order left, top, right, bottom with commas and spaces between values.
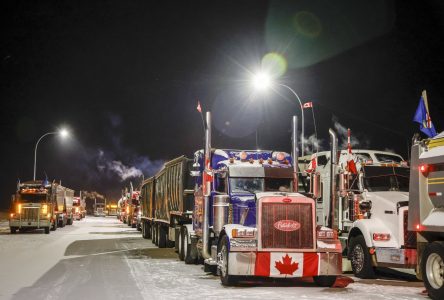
261, 52, 287, 78
293, 11, 322, 38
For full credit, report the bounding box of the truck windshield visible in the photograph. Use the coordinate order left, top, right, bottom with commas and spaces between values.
230, 178, 264, 193
374, 153, 403, 163
363, 166, 409, 192
18, 193, 48, 203
230, 178, 292, 193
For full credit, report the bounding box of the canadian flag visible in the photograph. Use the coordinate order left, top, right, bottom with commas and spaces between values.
346, 128, 357, 174
303, 102, 313, 108
254, 252, 319, 277
306, 153, 317, 173
196, 100, 202, 113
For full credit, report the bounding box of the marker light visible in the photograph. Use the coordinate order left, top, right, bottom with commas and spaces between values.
276, 152, 285, 161
240, 151, 248, 161
419, 164, 429, 176
18, 204, 22, 214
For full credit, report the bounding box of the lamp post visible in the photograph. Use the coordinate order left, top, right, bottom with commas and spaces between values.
33, 129, 69, 181
252, 73, 305, 157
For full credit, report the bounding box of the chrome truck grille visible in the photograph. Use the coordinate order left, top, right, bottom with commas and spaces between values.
22, 207, 39, 222
403, 210, 416, 249
261, 202, 314, 250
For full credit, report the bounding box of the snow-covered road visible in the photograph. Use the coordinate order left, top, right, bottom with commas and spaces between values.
0, 217, 426, 300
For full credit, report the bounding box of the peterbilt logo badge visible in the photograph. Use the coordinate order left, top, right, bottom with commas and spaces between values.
274, 220, 300, 231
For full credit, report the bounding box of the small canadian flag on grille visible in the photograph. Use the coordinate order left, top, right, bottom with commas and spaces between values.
254, 252, 319, 277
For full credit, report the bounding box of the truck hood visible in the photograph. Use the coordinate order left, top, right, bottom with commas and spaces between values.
366, 191, 409, 209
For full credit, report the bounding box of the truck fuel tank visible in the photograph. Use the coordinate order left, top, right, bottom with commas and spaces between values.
213, 194, 229, 236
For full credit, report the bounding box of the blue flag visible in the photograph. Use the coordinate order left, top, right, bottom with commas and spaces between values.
413, 91, 437, 138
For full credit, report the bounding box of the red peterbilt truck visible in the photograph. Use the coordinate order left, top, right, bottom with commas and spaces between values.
73, 196, 86, 220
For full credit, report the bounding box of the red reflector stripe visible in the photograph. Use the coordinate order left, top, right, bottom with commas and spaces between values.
429, 192, 442, 197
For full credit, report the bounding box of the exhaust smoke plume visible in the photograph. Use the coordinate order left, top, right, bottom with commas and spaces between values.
332, 117, 370, 149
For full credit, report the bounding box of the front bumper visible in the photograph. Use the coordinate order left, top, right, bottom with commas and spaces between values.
227, 251, 342, 277
9, 219, 51, 228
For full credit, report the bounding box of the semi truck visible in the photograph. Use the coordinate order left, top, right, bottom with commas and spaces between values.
73, 196, 86, 220
126, 186, 141, 228
300, 130, 414, 278
9, 180, 74, 233
409, 132, 444, 300
141, 113, 342, 286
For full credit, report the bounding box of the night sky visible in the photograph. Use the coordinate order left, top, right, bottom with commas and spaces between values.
1, 0, 444, 208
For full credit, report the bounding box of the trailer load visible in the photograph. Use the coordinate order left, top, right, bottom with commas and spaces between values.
141, 113, 342, 286
409, 132, 444, 299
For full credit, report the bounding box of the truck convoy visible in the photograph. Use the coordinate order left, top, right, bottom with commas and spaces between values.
300, 130, 413, 278
9, 180, 75, 233
409, 132, 444, 300
140, 113, 342, 286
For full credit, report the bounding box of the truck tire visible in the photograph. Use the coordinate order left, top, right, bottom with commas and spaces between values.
421, 241, 444, 300
51, 219, 57, 231
349, 235, 375, 279
132, 222, 136, 229
158, 225, 167, 248
183, 227, 196, 264
178, 226, 185, 261
67, 218, 72, 225
153, 224, 159, 246
313, 276, 337, 287
219, 235, 239, 286
10, 227, 17, 234
142, 222, 149, 239
44, 227, 50, 234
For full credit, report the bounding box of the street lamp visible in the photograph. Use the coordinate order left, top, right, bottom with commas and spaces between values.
251, 73, 305, 157
33, 128, 70, 181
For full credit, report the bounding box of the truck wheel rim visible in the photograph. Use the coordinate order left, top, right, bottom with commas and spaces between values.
352, 244, 365, 273
426, 253, 444, 289
178, 230, 182, 254
220, 245, 228, 277
184, 233, 188, 256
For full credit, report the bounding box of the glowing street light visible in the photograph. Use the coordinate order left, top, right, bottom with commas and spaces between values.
33, 128, 70, 181
252, 72, 272, 90
252, 72, 306, 157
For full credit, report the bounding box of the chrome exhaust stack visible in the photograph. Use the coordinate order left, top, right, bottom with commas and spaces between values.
328, 128, 338, 230
202, 111, 211, 259
292, 115, 299, 191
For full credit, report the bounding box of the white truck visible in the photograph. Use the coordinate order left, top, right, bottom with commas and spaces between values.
408, 132, 444, 299
301, 130, 414, 278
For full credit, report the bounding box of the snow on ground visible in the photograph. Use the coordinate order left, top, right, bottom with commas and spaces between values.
0, 217, 427, 300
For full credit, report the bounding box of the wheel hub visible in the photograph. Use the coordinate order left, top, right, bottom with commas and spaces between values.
352, 244, 365, 273
426, 252, 444, 289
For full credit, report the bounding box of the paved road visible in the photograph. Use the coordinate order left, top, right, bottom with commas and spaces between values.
0, 217, 426, 300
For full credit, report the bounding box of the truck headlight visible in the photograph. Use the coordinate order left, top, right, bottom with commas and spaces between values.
41, 204, 48, 215
232, 228, 256, 238
373, 233, 390, 241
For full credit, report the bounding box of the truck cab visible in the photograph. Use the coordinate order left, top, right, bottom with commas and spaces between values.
9, 180, 57, 234
301, 147, 414, 278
